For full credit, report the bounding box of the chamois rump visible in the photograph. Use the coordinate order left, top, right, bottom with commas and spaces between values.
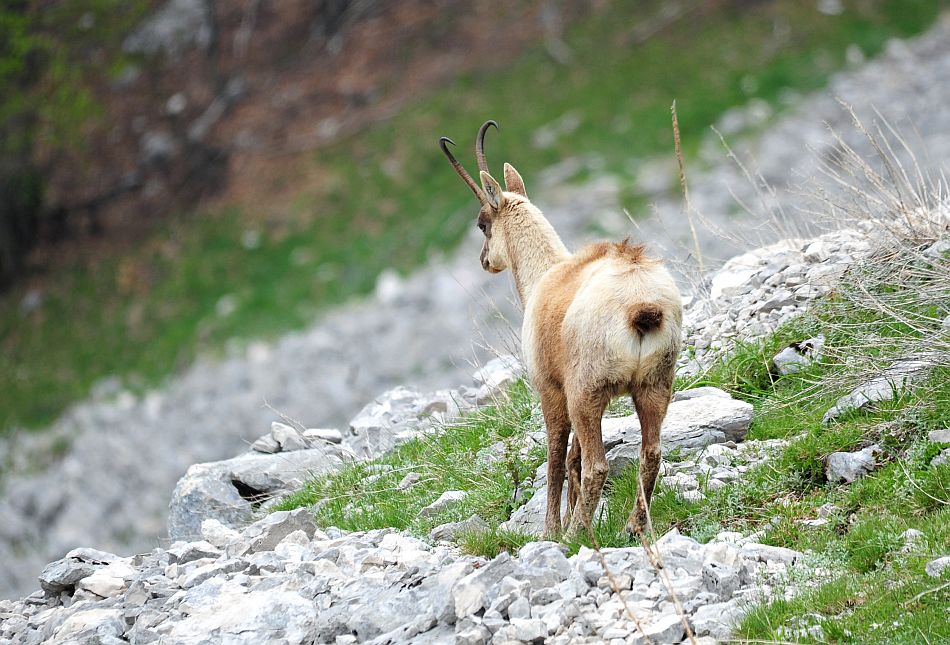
440, 121, 682, 537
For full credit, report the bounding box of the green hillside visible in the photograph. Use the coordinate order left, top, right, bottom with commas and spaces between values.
1, 0, 944, 434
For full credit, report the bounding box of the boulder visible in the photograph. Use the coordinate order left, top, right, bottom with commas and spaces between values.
429, 515, 488, 542
825, 445, 880, 483
38, 548, 121, 594
168, 445, 348, 540
672, 386, 732, 401
419, 490, 467, 518
823, 358, 933, 423
453, 553, 518, 618
604, 395, 753, 475
38, 559, 98, 595
925, 556, 950, 578
304, 428, 344, 444
243, 508, 318, 553
346, 387, 465, 459
166, 585, 319, 643
691, 600, 745, 639
472, 355, 524, 393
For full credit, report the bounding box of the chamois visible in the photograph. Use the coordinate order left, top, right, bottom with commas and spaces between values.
440, 121, 683, 538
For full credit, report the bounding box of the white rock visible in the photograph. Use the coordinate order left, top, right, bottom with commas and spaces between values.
604, 395, 753, 476
472, 355, 523, 391
672, 386, 732, 401
454, 553, 517, 618
929, 429, 950, 444
201, 518, 243, 548
419, 490, 467, 518
740, 543, 802, 565
271, 422, 309, 452
823, 359, 933, 423
303, 428, 344, 444
804, 240, 832, 262
825, 445, 880, 483
691, 600, 745, 639
52, 608, 126, 642
635, 613, 685, 644
925, 556, 950, 578
430, 514, 488, 542
77, 560, 135, 598
510, 617, 547, 641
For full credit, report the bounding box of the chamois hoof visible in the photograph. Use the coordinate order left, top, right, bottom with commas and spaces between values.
624, 512, 649, 538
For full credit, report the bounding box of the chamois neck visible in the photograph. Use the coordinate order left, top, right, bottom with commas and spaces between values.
503, 202, 570, 304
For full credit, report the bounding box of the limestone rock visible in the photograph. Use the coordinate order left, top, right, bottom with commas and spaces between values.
825, 445, 880, 483
454, 553, 518, 618
925, 556, 950, 578
38, 548, 121, 594
823, 358, 933, 423
346, 387, 466, 459
691, 600, 745, 639
419, 490, 467, 518
604, 395, 753, 475
429, 514, 488, 542
38, 559, 98, 594
472, 355, 524, 393
167, 445, 347, 540
304, 428, 344, 444
243, 508, 317, 553
672, 386, 732, 401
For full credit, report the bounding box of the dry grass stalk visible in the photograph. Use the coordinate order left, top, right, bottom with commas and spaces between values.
672, 100, 705, 273
580, 515, 656, 645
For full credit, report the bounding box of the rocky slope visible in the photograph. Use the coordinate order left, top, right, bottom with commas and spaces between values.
2, 15, 950, 603
0, 509, 807, 644
4, 223, 947, 644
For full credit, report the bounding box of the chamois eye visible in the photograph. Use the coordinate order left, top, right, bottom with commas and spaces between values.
478, 221, 487, 233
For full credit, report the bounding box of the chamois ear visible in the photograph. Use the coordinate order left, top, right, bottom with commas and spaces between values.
503, 163, 528, 198
479, 171, 505, 211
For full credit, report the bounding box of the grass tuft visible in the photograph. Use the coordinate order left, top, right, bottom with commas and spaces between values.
274, 379, 547, 537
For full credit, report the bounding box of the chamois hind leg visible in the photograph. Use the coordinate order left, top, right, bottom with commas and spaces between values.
565, 389, 610, 538
539, 385, 571, 539
564, 434, 581, 527
625, 384, 671, 537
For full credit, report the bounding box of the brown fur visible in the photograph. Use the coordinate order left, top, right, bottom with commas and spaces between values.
442, 124, 683, 540
630, 303, 664, 335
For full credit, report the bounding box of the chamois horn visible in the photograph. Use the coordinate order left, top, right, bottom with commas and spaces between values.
476, 120, 498, 173
439, 136, 484, 202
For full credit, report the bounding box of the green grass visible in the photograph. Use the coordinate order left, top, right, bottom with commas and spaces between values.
273, 379, 546, 548
2, 0, 945, 435
277, 230, 949, 642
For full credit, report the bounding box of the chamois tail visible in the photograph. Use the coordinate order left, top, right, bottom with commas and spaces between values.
629, 303, 664, 335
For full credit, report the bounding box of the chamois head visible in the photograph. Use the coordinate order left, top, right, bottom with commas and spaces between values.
440, 120, 529, 274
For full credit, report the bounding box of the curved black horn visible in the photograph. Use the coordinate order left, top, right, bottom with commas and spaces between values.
476, 120, 498, 173
440, 136, 484, 202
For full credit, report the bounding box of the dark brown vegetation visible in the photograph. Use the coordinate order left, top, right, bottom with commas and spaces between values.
2, 0, 590, 286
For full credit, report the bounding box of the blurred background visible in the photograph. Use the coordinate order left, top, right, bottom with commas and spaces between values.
1, 0, 948, 598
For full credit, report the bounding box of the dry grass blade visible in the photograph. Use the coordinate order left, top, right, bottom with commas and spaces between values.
580, 515, 656, 645
672, 100, 704, 273
637, 477, 699, 645
903, 582, 950, 607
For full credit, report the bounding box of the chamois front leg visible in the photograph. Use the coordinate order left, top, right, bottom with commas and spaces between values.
539, 386, 570, 539
625, 385, 671, 537
565, 389, 610, 537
